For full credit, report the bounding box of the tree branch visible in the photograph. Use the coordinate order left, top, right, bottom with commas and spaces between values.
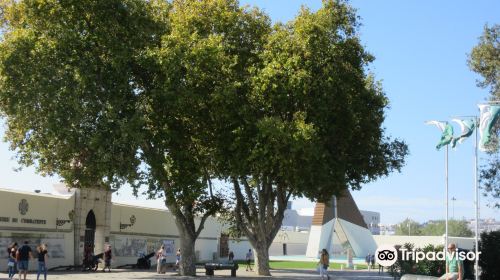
241, 176, 258, 219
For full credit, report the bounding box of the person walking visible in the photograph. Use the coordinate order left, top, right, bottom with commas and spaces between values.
245, 249, 253, 272
228, 251, 234, 263
156, 245, 167, 274
369, 253, 375, 269
318, 248, 330, 280
7, 242, 18, 280
17, 241, 33, 280
36, 244, 48, 280
103, 245, 112, 272
175, 249, 181, 271
82, 244, 91, 271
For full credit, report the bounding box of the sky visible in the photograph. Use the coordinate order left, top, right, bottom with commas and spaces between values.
1, 0, 499, 225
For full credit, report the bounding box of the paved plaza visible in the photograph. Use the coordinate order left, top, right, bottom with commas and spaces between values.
1, 268, 394, 280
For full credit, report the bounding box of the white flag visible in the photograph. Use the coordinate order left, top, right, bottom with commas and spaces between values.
451, 118, 475, 149
478, 104, 500, 151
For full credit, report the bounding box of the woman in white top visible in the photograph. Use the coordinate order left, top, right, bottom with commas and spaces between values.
156, 245, 166, 274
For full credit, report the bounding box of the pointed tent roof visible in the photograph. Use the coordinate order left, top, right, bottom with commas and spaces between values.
311, 190, 367, 229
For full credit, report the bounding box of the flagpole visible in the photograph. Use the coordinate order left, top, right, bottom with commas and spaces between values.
445, 144, 449, 251
474, 116, 479, 280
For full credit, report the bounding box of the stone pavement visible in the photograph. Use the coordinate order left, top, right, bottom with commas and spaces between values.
1, 268, 394, 280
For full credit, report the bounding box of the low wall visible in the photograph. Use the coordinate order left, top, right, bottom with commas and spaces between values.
374, 235, 476, 250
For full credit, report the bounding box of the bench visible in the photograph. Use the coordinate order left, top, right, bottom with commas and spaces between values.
204, 262, 239, 277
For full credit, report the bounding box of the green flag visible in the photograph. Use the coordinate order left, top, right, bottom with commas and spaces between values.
478, 104, 500, 151
426, 121, 454, 150
451, 118, 475, 149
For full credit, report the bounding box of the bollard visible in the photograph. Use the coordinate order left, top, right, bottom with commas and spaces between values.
354, 265, 356, 270
340, 264, 344, 270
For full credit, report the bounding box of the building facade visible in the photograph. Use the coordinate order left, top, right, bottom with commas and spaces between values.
360, 210, 380, 235
0, 187, 240, 271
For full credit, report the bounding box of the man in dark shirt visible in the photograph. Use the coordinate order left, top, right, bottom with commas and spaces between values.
103, 245, 112, 272
17, 241, 33, 280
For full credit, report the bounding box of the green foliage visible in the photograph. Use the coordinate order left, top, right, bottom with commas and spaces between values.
391, 243, 445, 277
395, 218, 422, 236
391, 243, 416, 276
468, 24, 500, 100
394, 219, 473, 237
216, 1, 408, 275
421, 220, 473, 237
414, 244, 445, 277
479, 230, 500, 280
480, 157, 500, 208
0, 0, 408, 275
468, 24, 500, 208
0, 0, 168, 189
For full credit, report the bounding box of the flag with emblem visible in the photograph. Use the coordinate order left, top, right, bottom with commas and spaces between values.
478, 104, 500, 151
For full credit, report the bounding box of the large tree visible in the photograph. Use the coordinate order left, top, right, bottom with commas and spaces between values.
0, 0, 270, 276
215, 1, 408, 275
139, 0, 269, 275
0, 0, 165, 188
468, 24, 500, 207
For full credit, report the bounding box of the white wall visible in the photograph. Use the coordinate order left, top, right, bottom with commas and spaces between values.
373, 235, 476, 250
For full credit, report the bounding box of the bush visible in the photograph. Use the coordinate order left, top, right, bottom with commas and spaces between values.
390, 243, 445, 277
479, 230, 500, 280
415, 244, 445, 277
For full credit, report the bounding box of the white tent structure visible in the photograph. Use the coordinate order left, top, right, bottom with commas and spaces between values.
306, 191, 377, 260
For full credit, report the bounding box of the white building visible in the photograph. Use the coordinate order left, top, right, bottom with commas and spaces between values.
360, 210, 380, 235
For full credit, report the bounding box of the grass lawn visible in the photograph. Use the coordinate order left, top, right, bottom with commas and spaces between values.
214, 260, 369, 271
268, 260, 368, 270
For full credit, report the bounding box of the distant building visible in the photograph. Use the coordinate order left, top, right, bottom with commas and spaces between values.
360, 210, 380, 235
468, 218, 500, 233
379, 224, 396, 235
281, 208, 312, 231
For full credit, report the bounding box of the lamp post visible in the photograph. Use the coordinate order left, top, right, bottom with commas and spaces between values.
451, 197, 456, 219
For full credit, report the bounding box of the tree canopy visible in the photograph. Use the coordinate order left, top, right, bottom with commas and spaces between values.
395, 219, 473, 237
468, 24, 500, 208
0, 0, 408, 276
215, 1, 408, 275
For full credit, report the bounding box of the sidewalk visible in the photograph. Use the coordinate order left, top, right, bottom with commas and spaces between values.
1, 268, 393, 280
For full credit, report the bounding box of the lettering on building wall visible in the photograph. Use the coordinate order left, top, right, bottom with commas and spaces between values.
21, 218, 47, 225
0, 217, 47, 224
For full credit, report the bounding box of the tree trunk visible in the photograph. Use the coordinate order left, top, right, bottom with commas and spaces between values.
165, 191, 213, 276
232, 177, 291, 276
178, 228, 197, 276
253, 239, 271, 276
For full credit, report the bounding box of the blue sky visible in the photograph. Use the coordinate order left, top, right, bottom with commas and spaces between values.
1, 0, 499, 224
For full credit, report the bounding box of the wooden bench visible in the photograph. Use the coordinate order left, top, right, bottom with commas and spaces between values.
204, 262, 239, 277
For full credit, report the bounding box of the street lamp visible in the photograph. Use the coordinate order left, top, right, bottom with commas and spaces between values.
451, 197, 456, 219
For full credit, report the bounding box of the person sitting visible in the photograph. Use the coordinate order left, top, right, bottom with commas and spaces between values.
439, 243, 463, 280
